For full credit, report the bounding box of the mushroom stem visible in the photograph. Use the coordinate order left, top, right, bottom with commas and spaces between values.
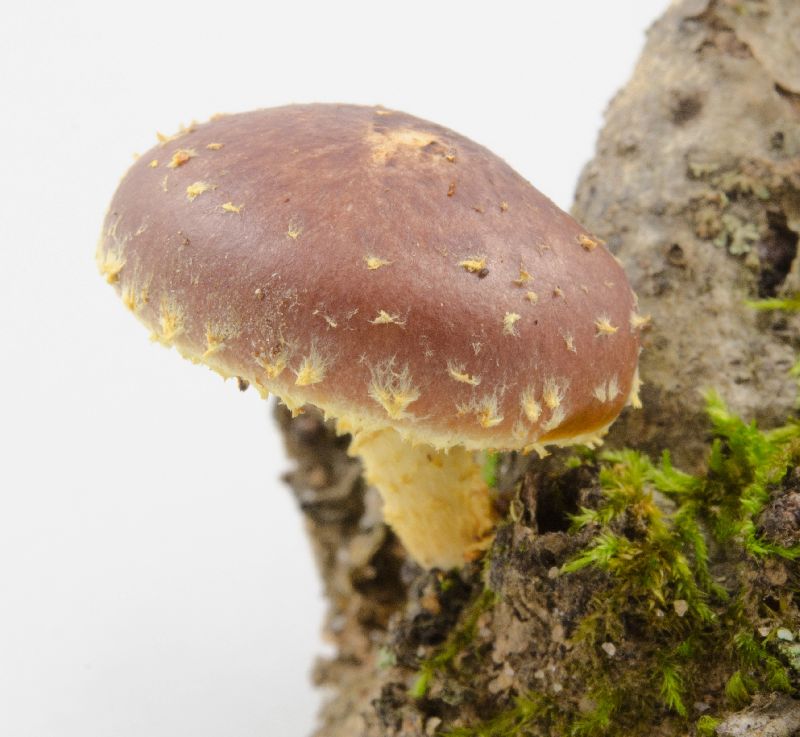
349, 427, 497, 569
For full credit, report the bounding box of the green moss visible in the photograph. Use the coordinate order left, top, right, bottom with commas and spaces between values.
482, 452, 500, 489
564, 395, 797, 727
747, 296, 800, 405
677, 392, 800, 559
446, 693, 562, 737
568, 686, 619, 737
724, 669, 753, 706
412, 588, 498, 699
696, 715, 721, 737
448, 394, 798, 736
747, 295, 800, 312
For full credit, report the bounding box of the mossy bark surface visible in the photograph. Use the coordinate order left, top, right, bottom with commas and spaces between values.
276, 1, 800, 734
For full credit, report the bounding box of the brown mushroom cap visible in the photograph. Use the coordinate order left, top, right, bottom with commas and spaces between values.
98, 104, 641, 452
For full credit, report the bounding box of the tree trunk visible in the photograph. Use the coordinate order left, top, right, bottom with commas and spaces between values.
277, 1, 800, 734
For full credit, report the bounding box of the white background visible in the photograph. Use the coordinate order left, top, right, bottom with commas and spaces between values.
0, 2, 665, 735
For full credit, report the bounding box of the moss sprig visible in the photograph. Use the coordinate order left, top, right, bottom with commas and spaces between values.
411, 588, 497, 699
446, 693, 563, 737
747, 295, 800, 402
665, 392, 800, 559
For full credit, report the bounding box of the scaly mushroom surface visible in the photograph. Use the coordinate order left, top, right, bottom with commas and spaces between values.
98, 104, 643, 568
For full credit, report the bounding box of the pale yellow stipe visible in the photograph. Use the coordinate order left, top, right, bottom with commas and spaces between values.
351, 427, 496, 569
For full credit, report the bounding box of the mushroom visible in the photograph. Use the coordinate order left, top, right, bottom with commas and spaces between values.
97, 104, 643, 569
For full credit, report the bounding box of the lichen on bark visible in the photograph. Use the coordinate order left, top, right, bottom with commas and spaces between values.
572, 0, 800, 469
275, 1, 800, 734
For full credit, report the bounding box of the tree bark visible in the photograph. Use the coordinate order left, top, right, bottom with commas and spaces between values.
277, 1, 800, 734
573, 0, 800, 470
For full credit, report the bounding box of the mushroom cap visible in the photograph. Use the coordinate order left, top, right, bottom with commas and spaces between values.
98, 104, 641, 452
